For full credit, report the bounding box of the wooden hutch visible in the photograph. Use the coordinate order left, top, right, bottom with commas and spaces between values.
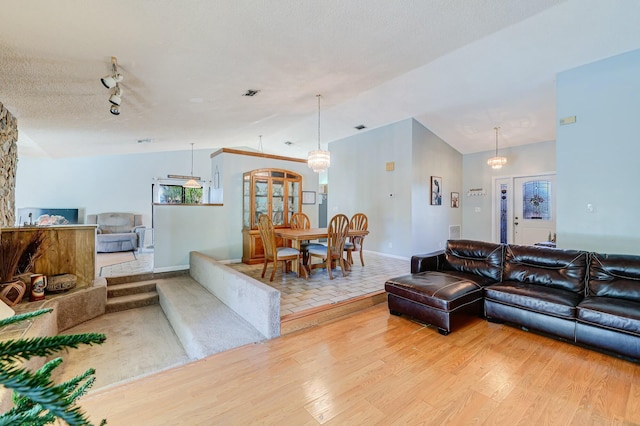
242, 168, 302, 264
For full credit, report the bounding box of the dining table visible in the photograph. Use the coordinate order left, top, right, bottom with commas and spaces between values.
275, 227, 369, 279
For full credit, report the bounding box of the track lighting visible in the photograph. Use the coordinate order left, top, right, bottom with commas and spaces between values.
101, 73, 123, 89
101, 56, 124, 115
109, 86, 122, 106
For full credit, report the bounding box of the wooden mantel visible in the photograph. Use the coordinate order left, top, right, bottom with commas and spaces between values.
1, 225, 97, 289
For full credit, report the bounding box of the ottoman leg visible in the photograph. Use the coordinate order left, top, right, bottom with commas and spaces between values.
389, 310, 402, 316
437, 327, 450, 336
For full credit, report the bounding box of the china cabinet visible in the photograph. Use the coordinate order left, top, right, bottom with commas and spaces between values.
242, 168, 302, 264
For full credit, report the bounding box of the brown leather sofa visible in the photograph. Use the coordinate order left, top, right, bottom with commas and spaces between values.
385, 239, 640, 361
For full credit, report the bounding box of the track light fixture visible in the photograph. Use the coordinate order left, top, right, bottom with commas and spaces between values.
101, 56, 124, 115
109, 86, 122, 106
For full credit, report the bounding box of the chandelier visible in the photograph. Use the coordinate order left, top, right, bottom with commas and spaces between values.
487, 126, 507, 169
308, 94, 331, 173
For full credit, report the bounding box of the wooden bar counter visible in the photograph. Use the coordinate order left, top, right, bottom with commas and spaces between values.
1, 225, 97, 289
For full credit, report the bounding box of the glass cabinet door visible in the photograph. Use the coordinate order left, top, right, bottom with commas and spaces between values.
271, 179, 285, 226
254, 178, 269, 227
243, 176, 250, 228
288, 181, 300, 222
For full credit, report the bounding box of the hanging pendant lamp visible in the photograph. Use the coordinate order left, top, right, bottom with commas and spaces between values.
307, 94, 331, 173
487, 126, 507, 169
183, 143, 202, 188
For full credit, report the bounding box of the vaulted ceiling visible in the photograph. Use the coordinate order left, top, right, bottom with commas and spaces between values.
1, 0, 639, 159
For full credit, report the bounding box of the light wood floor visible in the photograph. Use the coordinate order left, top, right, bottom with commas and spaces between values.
82, 304, 640, 425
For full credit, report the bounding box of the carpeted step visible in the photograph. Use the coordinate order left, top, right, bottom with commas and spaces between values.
107, 281, 157, 298
106, 270, 188, 286
155, 276, 265, 360
106, 292, 159, 313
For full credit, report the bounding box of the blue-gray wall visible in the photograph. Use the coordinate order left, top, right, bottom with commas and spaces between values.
329, 118, 462, 257
556, 48, 640, 254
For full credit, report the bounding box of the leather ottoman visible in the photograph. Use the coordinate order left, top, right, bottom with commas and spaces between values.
385, 271, 484, 335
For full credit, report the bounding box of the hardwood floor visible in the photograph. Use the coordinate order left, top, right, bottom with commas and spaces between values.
81, 304, 640, 425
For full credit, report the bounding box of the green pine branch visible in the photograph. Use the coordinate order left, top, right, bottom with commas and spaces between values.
0, 307, 107, 425
0, 333, 106, 364
0, 308, 52, 328
0, 365, 90, 425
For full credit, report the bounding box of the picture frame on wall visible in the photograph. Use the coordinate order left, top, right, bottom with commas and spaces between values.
451, 192, 459, 208
302, 191, 316, 205
431, 176, 442, 205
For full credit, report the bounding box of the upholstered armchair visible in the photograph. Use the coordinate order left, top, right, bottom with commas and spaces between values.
87, 212, 145, 253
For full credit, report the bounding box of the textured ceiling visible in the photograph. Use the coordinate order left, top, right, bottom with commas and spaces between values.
0, 0, 639, 159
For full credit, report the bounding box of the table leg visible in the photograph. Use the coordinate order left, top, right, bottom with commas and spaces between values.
290, 240, 309, 279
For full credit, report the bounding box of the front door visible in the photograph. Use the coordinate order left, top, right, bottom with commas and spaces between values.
513, 175, 556, 245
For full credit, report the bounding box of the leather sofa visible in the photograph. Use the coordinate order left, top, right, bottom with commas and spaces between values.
386, 239, 640, 361
87, 213, 145, 253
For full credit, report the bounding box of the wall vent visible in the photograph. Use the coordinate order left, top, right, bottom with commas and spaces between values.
449, 225, 461, 240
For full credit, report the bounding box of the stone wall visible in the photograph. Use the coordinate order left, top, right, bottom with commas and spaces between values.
0, 102, 18, 227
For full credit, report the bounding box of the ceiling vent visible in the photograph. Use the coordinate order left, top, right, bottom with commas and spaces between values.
243, 89, 260, 97
354, 124, 367, 130
284, 141, 293, 146
137, 138, 153, 144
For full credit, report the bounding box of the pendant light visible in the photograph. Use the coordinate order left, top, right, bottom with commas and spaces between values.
487, 126, 507, 169
183, 143, 201, 188
307, 94, 331, 173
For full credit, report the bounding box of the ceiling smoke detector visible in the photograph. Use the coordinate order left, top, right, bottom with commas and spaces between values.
284, 141, 293, 146
243, 89, 260, 97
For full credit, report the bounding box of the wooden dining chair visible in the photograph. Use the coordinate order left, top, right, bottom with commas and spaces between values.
290, 212, 325, 269
257, 214, 300, 282
308, 214, 350, 280
344, 213, 368, 266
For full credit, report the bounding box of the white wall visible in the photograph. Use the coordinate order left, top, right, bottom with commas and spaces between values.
328, 118, 463, 258
154, 150, 319, 269
556, 48, 640, 254
15, 148, 213, 227
411, 120, 463, 253
328, 119, 413, 257
461, 140, 556, 242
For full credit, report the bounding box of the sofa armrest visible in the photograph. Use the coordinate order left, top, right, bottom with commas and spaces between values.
133, 226, 146, 249
411, 250, 445, 274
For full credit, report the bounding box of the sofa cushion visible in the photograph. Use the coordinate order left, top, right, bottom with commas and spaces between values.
485, 282, 583, 319
385, 272, 484, 312
97, 213, 135, 234
444, 239, 503, 282
577, 297, 640, 337
503, 244, 588, 294
589, 253, 640, 303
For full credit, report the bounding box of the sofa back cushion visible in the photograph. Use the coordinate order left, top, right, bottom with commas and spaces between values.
503, 244, 587, 294
96, 213, 135, 234
589, 253, 640, 302
444, 239, 504, 282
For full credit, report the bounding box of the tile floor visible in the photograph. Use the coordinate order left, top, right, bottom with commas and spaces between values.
96, 249, 410, 318
226, 251, 410, 316
96, 251, 154, 277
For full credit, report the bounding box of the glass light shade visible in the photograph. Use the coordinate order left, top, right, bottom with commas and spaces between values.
487, 156, 507, 169
307, 149, 331, 173
183, 179, 202, 188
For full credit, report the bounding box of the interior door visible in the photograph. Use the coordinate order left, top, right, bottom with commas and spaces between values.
513, 175, 556, 245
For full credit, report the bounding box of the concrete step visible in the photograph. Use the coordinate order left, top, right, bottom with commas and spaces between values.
107, 281, 157, 298
106, 292, 159, 313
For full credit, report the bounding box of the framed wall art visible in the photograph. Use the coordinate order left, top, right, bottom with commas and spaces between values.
451, 192, 459, 208
302, 191, 316, 205
430, 176, 442, 205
